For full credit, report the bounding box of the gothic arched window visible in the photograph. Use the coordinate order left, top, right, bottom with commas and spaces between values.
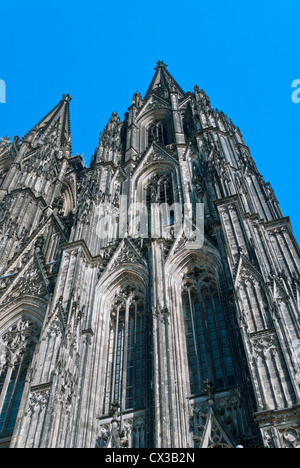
147, 121, 168, 147
104, 290, 146, 413
183, 278, 235, 395
146, 175, 174, 207
146, 175, 176, 233
0, 318, 40, 438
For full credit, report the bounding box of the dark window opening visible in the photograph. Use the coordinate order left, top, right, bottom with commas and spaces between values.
146, 176, 176, 234
147, 121, 168, 147
0, 355, 31, 437
183, 282, 236, 395
106, 299, 146, 413
0, 319, 40, 439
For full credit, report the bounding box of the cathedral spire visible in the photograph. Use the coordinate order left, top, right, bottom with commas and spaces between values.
144, 60, 185, 101
22, 94, 72, 150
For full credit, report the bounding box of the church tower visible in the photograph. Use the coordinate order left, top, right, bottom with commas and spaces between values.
0, 62, 299, 449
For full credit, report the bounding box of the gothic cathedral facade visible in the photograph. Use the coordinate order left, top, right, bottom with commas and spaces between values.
0, 62, 299, 449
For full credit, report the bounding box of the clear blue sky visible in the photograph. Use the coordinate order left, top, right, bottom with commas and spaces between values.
0, 0, 299, 240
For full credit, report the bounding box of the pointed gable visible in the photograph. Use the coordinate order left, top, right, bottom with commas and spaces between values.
138, 141, 178, 169
144, 61, 185, 102
98, 239, 147, 279
109, 239, 147, 271
0, 257, 49, 307
199, 408, 235, 448
22, 94, 72, 150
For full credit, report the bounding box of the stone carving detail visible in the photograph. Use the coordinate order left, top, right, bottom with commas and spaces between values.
252, 334, 278, 359
153, 304, 170, 324
52, 196, 64, 216
46, 315, 63, 339
192, 163, 205, 200
81, 328, 94, 346
262, 428, 276, 449
191, 403, 233, 449
0, 136, 10, 151
191, 392, 248, 447
46, 296, 66, 338
191, 402, 209, 434
0, 318, 40, 371
55, 367, 77, 413
144, 151, 167, 166
109, 240, 146, 272
215, 397, 241, 438
96, 403, 134, 448
27, 386, 50, 415
96, 424, 111, 447
97, 414, 144, 449
0, 262, 48, 306
280, 427, 300, 449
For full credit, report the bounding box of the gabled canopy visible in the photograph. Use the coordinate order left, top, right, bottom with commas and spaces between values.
199, 408, 235, 449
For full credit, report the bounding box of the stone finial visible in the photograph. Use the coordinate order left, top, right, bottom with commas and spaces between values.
155, 60, 168, 70
62, 94, 73, 102
203, 380, 215, 407
109, 401, 120, 420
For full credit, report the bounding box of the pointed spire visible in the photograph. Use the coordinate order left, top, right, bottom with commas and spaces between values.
144, 61, 185, 102
22, 94, 72, 150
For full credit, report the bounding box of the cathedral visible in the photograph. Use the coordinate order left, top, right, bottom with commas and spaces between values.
0, 62, 299, 449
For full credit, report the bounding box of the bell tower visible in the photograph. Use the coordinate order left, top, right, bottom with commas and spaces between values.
0, 63, 299, 449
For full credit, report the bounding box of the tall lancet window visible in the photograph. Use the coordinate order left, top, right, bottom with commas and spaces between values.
0, 318, 40, 438
146, 175, 176, 232
104, 289, 146, 414
147, 121, 168, 147
183, 276, 235, 395
146, 175, 174, 206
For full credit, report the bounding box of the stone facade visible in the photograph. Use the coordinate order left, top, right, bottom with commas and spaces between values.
0, 62, 299, 448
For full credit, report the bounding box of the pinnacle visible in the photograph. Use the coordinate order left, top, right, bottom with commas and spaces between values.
62, 94, 73, 103
155, 60, 168, 70
21, 95, 72, 149
144, 61, 184, 102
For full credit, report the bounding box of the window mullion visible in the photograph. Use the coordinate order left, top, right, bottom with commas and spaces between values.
120, 299, 130, 412
111, 306, 120, 407
187, 288, 202, 393
0, 364, 14, 424
197, 282, 215, 385
211, 286, 227, 386
132, 301, 138, 408
164, 181, 167, 206
2, 353, 25, 436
